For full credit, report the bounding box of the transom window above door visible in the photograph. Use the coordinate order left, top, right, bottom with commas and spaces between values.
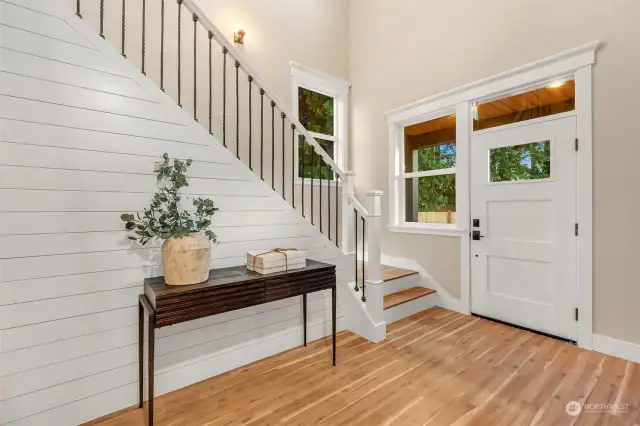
473, 78, 575, 131
404, 114, 457, 225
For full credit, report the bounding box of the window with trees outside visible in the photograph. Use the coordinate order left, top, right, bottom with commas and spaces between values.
298, 87, 335, 180
404, 114, 457, 224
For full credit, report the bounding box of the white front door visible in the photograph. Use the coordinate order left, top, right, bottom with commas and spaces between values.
470, 116, 577, 341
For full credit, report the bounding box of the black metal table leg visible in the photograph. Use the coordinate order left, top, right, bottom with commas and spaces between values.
148, 309, 155, 426
139, 295, 156, 426
332, 285, 336, 366
303, 293, 307, 346
138, 299, 144, 408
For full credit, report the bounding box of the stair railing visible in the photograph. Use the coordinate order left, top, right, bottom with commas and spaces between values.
72, 0, 382, 299
340, 174, 383, 305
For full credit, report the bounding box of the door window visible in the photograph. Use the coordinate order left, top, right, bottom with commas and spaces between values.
490, 140, 551, 182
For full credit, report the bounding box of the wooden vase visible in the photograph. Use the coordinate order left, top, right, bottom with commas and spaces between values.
161, 234, 211, 286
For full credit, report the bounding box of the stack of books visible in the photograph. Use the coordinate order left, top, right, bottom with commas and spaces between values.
247, 249, 306, 274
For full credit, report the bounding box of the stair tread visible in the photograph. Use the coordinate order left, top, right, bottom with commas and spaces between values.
383, 286, 436, 310
357, 262, 419, 282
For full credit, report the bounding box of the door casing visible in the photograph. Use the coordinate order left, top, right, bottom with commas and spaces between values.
385, 42, 597, 349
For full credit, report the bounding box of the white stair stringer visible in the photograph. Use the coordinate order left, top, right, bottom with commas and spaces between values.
346, 281, 387, 343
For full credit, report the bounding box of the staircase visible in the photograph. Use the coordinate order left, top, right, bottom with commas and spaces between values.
66, 0, 438, 337
359, 263, 438, 324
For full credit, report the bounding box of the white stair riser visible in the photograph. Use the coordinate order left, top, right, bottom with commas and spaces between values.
382, 274, 420, 296
384, 294, 437, 324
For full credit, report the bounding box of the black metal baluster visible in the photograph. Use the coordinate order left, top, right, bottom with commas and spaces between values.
310, 147, 315, 226
208, 31, 212, 133
177, 0, 182, 107
281, 112, 286, 199
327, 163, 331, 241
291, 124, 295, 208
301, 140, 305, 217
235, 61, 240, 159
260, 89, 265, 180
361, 216, 366, 302
160, 0, 165, 90
141, 0, 146, 74
271, 100, 276, 190
193, 14, 198, 120
354, 210, 359, 291
76, 0, 81, 18
99, 0, 104, 38
121, 0, 126, 57
319, 157, 323, 234
248, 76, 253, 170
222, 46, 227, 146
335, 174, 339, 247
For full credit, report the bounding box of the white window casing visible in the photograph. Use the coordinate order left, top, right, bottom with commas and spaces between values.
290, 62, 350, 185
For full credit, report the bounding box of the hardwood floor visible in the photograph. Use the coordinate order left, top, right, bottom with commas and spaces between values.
86, 308, 640, 426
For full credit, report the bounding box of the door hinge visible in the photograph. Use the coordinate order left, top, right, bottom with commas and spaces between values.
575, 223, 579, 236
575, 138, 579, 151
575, 308, 579, 321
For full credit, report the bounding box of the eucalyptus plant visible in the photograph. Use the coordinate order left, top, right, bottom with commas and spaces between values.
120, 153, 219, 245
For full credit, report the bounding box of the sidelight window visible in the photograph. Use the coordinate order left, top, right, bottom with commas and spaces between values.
403, 114, 457, 224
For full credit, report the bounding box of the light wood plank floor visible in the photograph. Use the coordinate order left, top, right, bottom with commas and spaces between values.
87, 308, 640, 426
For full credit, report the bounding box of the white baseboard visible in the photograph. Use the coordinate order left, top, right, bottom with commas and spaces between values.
592, 334, 640, 364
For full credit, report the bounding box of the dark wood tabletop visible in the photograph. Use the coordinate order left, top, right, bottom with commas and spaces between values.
144, 259, 336, 328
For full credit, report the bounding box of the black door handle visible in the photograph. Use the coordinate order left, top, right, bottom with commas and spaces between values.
472, 231, 485, 240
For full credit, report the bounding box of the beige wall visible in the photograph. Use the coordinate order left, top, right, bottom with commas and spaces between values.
349, 0, 640, 344
194, 0, 350, 113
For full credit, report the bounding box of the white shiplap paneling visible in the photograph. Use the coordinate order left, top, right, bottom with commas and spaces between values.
0, 1, 350, 425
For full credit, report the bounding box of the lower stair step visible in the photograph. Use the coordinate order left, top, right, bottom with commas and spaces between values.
357, 262, 419, 282
384, 287, 436, 310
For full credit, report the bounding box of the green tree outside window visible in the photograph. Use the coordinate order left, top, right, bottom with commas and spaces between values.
298, 87, 335, 179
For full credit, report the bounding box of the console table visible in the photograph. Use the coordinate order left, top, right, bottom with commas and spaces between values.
138, 259, 337, 426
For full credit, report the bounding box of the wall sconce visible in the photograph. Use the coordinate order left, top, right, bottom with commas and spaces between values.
234, 23, 245, 44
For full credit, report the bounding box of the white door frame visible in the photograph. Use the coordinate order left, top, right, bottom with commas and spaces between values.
386, 41, 598, 349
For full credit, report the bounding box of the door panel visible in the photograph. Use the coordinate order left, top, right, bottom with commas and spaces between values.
471, 116, 577, 340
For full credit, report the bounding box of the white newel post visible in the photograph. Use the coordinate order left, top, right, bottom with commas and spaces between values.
340, 171, 355, 255
365, 190, 385, 327
365, 191, 383, 283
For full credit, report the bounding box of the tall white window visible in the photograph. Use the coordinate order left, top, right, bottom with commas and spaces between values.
290, 62, 349, 182
403, 114, 457, 224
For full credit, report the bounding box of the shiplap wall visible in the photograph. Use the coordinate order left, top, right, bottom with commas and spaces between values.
58, 0, 344, 230
0, 1, 351, 424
